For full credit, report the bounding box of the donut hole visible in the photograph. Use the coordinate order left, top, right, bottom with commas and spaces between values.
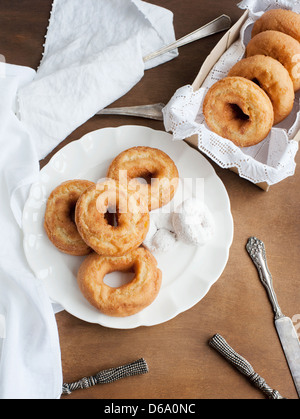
136, 174, 153, 185
127, 166, 158, 186
228, 103, 250, 122
251, 77, 261, 88
103, 269, 135, 288
68, 201, 77, 224
104, 208, 119, 227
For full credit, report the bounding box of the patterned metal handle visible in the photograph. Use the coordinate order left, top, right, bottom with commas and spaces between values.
209, 334, 285, 399
246, 237, 284, 320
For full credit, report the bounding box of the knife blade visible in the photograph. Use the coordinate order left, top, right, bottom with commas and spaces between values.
246, 237, 300, 398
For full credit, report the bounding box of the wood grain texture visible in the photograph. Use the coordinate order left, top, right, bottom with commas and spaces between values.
1, 0, 299, 399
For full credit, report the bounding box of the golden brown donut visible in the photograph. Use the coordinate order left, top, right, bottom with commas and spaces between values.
228, 55, 295, 125
77, 247, 162, 317
246, 30, 300, 91
75, 179, 150, 257
252, 9, 300, 43
106, 146, 179, 211
44, 179, 94, 256
203, 76, 274, 147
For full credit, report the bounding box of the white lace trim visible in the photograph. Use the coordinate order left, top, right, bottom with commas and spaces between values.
163, 0, 300, 186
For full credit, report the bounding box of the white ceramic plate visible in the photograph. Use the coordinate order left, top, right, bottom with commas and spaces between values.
23, 126, 233, 329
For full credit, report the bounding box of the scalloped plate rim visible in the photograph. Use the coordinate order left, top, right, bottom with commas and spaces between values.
22, 125, 234, 329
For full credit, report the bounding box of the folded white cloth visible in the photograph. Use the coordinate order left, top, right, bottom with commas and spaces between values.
18, 0, 177, 159
0, 0, 177, 399
0, 63, 63, 399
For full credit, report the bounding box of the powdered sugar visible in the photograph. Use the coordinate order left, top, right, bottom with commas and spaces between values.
143, 213, 177, 254
172, 198, 215, 246
143, 197, 215, 253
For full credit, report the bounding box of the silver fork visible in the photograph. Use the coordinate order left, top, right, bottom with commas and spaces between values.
96, 14, 231, 120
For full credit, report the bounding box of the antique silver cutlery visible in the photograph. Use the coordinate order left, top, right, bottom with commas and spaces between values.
97, 14, 231, 119
97, 103, 165, 120
209, 333, 285, 399
143, 14, 231, 63
246, 236, 300, 398
62, 358, 148, 395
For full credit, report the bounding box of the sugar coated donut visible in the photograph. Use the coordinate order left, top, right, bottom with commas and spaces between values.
203, 76, 274, 147
107, 146, 179, 211
228, 55, 294, 125
44, 179, 94, 255
246, 30, 300, 91
77, 247, 162, 317
172, 198, 215, 246
252, 9, 300, 43
75, 179, 150, 257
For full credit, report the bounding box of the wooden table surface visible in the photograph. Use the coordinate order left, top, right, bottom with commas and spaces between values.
1, 0, 300, 400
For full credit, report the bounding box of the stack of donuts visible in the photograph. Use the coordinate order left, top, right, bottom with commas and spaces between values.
44, 146, 179, 317
203, 9, 300, 147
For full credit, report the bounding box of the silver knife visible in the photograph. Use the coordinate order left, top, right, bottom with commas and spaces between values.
246, 236, 300, 398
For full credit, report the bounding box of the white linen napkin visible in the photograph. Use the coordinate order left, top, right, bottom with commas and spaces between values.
18, 0, 178, 159
0, 0, 177, 399
0, 63, 63, 399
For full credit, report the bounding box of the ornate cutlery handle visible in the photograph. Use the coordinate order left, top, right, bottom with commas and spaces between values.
209, 334, 285, 399
97, 103, 164, 120
143, 14, 231, 62
246, 237, 284, 320
62, 358, 148, 395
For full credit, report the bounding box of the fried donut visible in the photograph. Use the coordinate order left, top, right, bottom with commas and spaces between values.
246, 30, 300, 91
77, 247, 162, 317
106, 146, 179, 211
75, 179, 150, 257
252, 9, 300, 43
228, 55, 295, 125
44, 179, 94, 255
203, 76, 274, 147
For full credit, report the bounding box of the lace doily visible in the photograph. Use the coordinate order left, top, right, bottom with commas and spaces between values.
163, 0, 300, 186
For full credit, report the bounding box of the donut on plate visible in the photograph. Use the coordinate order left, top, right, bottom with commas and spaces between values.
202, 76, 274, 147
75, 179, 149, 257
252, 9, 300, 44
228, 55, 295, 125
106, 146, 179, 211
246, 30, 300, 91
44, 179, 94, 256
77, 247, 162, 317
